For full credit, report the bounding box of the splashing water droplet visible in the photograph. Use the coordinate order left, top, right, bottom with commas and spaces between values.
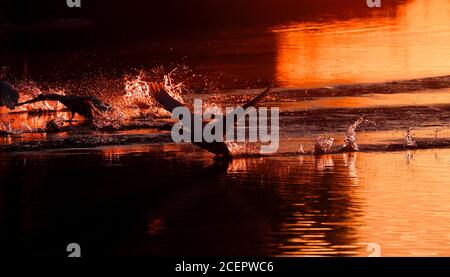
0, 119, 33, 134
124, 74, 151, 103
405, 127, 417, 147
313, 136, 335, 154
45, 117, 66, 132
20, 123, 33, 132
13, 80, 66, 113
92, 108, 127, 130
342, 117, 364, 151
0, 120, 13, 133
163, 70, 185, 104
225, 142, 260, 156
121, 70, 185, 120
299, 144, 305, 154
122, 73, 156, 119
341, 116, 376, 152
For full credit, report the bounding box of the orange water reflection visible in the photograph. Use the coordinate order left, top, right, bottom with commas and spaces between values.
4, 141, 450, 256
355, 149, 450, 256
273, 88, 450, 111
273, 0, 450, 87
227, 149, 450, 256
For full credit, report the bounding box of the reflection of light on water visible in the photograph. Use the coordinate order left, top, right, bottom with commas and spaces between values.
354, 150, 450, 256
101, 145, 156, 164
314, 154, 334, 172
228, 158, 262, 174
273, 0, 450, 87
342, 152, 358, 181
405, 150, 414, 165
7, 142, 446, 257
276, 89, 450, 112
222, 149, 450, 256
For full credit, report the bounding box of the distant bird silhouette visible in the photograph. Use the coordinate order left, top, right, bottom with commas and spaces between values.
18, 94, 112, 121
0, 80, 19, 109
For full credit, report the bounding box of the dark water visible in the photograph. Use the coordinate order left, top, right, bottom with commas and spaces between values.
0, 0, 450, 257
2, 145, 450, 256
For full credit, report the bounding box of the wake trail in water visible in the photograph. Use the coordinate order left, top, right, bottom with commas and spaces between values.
276, 75, 450, 98
1, 71, 450, 156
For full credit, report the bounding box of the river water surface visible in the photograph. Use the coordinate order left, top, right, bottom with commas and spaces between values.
0, 0, 449, 256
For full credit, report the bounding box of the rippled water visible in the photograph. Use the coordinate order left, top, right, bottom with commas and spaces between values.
2, 145, 450, 256
272, 0, 450, 87
0, 0, 450, 257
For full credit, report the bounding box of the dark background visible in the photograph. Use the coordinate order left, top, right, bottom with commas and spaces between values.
0, 0, 404, 37
0, 0, 406, 89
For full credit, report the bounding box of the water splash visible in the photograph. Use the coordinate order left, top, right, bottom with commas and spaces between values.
313, 136, 335, 154
12, 80, 66, 113
0, 120, 34, 134
163, 69, 185, 104
92, 108, 127, 130
45, 117, 66, 132
122, 70, 185, 119
405, 127, 417, 147
299, 144, 305, 154
341, 116, 377, 152
121, 73, 158, 118
0, 121, 13, 133
124, 73, 152, 105
21, 122, 33, 132
342, 117, 365, 151
226, 142, 261, 156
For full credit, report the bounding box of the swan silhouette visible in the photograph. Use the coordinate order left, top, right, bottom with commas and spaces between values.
149, 82, 273, 158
